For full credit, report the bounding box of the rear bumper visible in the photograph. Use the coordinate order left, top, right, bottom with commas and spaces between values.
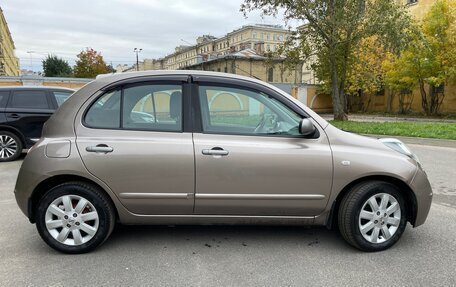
410, 168, 433, 227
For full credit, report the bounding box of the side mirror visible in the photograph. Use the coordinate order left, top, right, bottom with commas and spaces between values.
299, 118, 316, 136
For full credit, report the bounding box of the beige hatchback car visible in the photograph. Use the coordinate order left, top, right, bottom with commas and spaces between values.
14, 71, 432, 253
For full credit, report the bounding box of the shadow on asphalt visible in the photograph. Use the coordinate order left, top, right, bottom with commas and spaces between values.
97, 224, 357, 253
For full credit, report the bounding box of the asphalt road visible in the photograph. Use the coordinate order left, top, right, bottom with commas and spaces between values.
0, 144, 455, 286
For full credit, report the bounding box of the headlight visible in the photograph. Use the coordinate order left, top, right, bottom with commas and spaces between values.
379, 138, 421, 166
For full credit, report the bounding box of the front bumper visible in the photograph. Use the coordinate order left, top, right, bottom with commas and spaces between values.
410, 167, 433, 227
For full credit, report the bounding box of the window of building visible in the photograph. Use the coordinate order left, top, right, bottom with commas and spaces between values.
267, 67, 274, 82
252, 32, 256, 39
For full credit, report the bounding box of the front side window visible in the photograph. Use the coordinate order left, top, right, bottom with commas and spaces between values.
10, 91, 50, 109
84, 84, 182, 132
198, 85, 302, 136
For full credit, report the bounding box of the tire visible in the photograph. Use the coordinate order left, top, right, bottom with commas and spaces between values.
0, 131, 22, 162
35, 182, 116, 254
338, 181, 407, 252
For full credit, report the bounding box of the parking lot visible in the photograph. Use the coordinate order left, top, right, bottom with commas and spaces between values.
0, 143, 455, 286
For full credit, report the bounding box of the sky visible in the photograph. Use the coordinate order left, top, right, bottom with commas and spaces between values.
2, 0, 292, 72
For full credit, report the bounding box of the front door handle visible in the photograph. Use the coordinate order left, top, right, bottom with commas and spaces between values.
86, 144, 113, 153
202, 147, 229, 156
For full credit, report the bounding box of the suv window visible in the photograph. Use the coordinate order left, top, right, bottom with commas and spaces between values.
0, 91, 9, 108
9, 90, 50, 109
53, 91, 73, 107
198, 85, 302, 136
84, 84, 182, 132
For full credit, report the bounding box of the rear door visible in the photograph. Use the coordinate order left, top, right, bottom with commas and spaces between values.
5, 89, 54, 145
75, 77, 195, 215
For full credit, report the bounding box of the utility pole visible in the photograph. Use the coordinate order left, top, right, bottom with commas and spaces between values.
134, 48, 142, 71
26, 51, 35, 73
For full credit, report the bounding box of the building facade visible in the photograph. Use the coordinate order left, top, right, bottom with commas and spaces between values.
144, 24, 291, 72
0, 7, 19, 76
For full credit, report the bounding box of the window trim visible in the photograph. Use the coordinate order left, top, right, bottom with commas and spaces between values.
192, 80, 319, 139
82, 80, 188, 133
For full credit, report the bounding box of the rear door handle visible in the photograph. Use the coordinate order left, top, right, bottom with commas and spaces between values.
7, 114, 20, 119
202, 147, 229, 156
86, 145, 113, 153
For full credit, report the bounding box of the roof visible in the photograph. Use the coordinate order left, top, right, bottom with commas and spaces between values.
0, 86, 75, 92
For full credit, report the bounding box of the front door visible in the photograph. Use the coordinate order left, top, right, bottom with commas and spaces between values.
75, 80, 194, 215
193, 83, 333, 216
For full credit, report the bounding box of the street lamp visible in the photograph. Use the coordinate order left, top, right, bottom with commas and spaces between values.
134, 48, 142, 71
26, 51, 35, 72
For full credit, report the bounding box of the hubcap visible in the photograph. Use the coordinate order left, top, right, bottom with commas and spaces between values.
0, 135, 17, 159
45, 195, 99, 246
358, 193, 401, 244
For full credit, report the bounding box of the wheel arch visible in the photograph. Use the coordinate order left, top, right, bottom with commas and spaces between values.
327, 175, 417, 229
28, 174, 118, 223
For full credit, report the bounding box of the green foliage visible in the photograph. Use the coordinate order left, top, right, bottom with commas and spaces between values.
42, 55, 72, 77
383, 0, 456, 115
73, 48, 109, 78
330, 120, 456, 140
241, 0, 413, 120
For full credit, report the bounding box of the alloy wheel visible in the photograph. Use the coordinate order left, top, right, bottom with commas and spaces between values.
0, 135, 18, 159
45, 195, 99, 246
358, 193, 401, 244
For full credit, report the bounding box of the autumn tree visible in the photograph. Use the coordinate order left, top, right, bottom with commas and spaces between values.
384, 0, 456, 115
42, 55, 72, 77
73, 48, 109, 78
241, 0, 413, 120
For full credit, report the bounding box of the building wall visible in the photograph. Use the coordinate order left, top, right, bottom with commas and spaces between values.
0, 8, 20, 76
187, 58, 301, 84
0, 76, 91, 89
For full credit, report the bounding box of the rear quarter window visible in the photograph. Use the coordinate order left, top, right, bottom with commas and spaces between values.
53, 91, 73, 107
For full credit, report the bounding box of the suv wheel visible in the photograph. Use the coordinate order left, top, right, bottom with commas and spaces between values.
35, 182, 115, 254
338, 181, 407, 252
0, 131, 22, 162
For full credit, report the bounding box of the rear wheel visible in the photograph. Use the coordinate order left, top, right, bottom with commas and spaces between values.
35, 182, 115, 254
338, 181, 407, 252
0, 131, 22, 162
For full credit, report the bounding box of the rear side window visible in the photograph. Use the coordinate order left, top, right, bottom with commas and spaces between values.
9, 91, 50, 109
85, 90, 121, 129
84, 84, 183, 132
53, 91, 73, 107
0, 91, 9, 108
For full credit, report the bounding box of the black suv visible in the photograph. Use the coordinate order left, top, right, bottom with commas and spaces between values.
0, 86, 74, 162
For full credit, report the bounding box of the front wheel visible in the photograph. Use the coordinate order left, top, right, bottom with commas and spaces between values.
35, 182, 115, 254
338, 181, 407, 252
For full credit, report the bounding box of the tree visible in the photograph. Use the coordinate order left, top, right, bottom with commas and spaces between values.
383, 0, 456, 115
241, 0, 413, 120
73, 48, 109, 78
42, 55, 72, 77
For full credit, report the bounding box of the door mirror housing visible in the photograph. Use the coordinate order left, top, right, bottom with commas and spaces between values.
299, 118, 316, 136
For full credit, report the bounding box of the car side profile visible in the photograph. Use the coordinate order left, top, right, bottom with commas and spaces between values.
14, 71, 433, 253
0, 86, 74, 161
